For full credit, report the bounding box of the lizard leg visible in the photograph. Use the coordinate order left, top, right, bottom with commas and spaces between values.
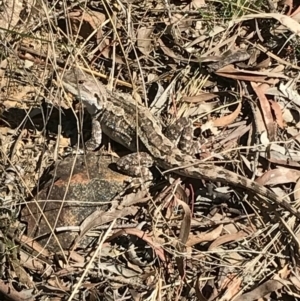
116, 152, 154, 181
85, 118, 102, 150
164, 117, 200, 155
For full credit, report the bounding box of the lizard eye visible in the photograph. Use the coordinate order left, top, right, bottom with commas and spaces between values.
78, 80, 84, 84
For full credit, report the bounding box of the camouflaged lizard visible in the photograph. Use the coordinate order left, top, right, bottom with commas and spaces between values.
61, 68, 300, 220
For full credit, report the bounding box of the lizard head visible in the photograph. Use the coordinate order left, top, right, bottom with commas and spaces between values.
61, 68, 106, 115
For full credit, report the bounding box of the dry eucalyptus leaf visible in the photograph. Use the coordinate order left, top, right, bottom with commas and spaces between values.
213, 102, 242, 127
229, 13, 300, 37
219, 275, 242, 301
251, 82, 276, 141
260, 130, 270, 146
186, 225, 223, 247
279, 80, 300, 107
137, 26, 155, 55
269, 99, 285, 128
256, 167, 300, 186
183, 93, 220, 103
234, 279, 284, 301
282, 109, 296, 124
293, 179, 300, 203
184, 100, 218, 117
263, 144, 300, 163
208, 231, 249, 251
67, 10, 105, 43
157, 38, 185, 62
216, 65, 286, 83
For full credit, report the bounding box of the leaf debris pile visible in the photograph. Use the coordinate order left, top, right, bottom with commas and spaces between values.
1, 0, 300, 300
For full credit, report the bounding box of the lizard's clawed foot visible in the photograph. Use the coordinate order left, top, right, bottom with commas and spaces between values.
85, 117, 102, 150
164, 117, 200, 155
116, 152, 154, 181
63, 146, 85, 156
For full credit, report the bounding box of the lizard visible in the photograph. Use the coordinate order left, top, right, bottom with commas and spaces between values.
61, 67, 300, 221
